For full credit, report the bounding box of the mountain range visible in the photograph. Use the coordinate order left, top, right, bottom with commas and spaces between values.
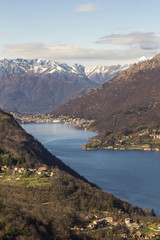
0, 58, 130, 83
0, 60, 96, 113
0, 58, 134, 113
0, 57, 148, 82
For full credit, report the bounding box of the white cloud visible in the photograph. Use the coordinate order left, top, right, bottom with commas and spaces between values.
3, 42, 157, 64
74, 3, 99, 12
96, 32, 160, 50
3, 43, 50, 58
3, 32, 160, 65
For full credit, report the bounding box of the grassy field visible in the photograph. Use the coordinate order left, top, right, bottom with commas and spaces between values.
0, 171, 52, 187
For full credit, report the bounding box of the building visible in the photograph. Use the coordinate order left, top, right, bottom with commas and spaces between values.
125, 218, 131, 224
105, 217, 113, 223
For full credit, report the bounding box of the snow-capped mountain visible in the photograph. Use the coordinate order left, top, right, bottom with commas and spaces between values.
0, 59, 98, 113
85, 64, 130, 84
85, 56, 151, 84
0, 57, 150, 85
0, 58, 128, 86
0, 58, 130, 85
136, 56, 152, 64
0, 58, 86, 76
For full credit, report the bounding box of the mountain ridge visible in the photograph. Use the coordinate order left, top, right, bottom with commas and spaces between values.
52, 54, 160, 135
0, 57, 148, 82
0, 108, 91, 182
0, 71, 97, 113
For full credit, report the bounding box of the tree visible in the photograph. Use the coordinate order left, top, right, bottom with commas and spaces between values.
151, 208, 156, 217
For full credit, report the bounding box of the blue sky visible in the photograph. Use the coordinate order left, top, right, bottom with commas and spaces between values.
1, 0, 160, 66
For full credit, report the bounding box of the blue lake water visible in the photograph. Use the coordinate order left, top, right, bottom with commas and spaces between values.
22, 123, 160, 215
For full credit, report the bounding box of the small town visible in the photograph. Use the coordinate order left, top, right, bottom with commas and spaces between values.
72, 215, 160, 239
11, 112, 95, 130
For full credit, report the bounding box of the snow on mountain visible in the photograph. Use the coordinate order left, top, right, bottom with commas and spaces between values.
0, 58, 126, 84
85, 56, 152, 84
0, 57, 151, 85
136, 56, 148, 63
0, 58, 86, 76
85, 64, 131, 84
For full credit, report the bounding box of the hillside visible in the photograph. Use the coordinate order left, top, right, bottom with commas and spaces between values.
0, 109, 89, 180
0, 169, 157, 240
0, 108, 156, 239
53, 54, 160, 136
0, 71, 97, 113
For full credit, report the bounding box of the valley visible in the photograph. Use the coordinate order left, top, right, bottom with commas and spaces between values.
0, 106, 160, 239
1, 56, 160, 239
1, 1, 160, 239
1, 108, 158, 239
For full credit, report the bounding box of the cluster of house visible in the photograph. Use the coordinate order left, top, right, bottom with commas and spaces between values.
87, 217, 112, 229
87, 217, 140, 230
0, 165, 54, 177
87, 217, 160, 239
54, 115, 95, 130
11, 112, 58, 124
133, 230, 160, 239
138, 129, 160, 140
12, 112, 94, 130
86, 217, 160, 239
150, 133, 160, 139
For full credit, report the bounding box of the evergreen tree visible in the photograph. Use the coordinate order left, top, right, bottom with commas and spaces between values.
151, 208, 156, 217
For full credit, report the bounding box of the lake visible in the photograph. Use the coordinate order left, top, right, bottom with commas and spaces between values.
22, 123, 160, 215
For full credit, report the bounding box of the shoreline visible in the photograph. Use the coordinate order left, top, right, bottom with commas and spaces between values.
12, 112, 160, 152
11, 112, 95, 128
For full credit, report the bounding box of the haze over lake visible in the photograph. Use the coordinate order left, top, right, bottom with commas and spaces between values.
23, 123, 160, 215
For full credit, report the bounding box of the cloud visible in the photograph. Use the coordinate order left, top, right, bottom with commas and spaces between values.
96, 32, 160, 50
3, 42, 157, 63
74, 3, 99, 12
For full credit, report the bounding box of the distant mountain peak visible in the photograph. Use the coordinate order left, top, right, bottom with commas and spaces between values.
136, 56, 153, 64
0, 58, 86, 76
85, 64, 130, 84
136, 56, 147, 63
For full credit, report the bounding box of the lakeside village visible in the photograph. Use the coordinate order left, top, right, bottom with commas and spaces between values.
82, 129, 160, 151
1, 166, 160, 239
11, 112, 95, 130
11, 112, 160, 151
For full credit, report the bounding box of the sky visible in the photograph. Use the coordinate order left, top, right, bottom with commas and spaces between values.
1, 0, 160, 66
